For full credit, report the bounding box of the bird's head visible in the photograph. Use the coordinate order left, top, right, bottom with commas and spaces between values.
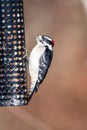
35, 35, 54, 50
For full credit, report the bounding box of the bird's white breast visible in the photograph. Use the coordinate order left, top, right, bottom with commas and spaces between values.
29, 44, 45, 82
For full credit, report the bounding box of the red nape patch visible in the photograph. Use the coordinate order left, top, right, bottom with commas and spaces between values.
52, 40, 54, 47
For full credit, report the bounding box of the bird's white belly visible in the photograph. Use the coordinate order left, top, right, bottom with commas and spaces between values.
29, 45, 45, 82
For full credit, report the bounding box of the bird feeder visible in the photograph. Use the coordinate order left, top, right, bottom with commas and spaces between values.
0, 0, 28, 106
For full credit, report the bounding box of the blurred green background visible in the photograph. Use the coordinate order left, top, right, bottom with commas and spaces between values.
0, 0, 87, 130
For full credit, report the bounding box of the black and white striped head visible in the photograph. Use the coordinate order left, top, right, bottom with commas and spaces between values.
35, 35, 54, 50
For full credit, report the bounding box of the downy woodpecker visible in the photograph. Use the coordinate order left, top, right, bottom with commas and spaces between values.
28, 35, 54, 101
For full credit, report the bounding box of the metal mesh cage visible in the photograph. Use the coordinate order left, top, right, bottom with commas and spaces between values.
0, 0, 28, 106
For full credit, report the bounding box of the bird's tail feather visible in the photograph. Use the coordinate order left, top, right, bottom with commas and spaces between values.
28, 88, 35, 102
28, 82, 39, 102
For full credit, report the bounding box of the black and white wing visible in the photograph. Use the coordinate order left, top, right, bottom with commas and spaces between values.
35, 48, 53, 93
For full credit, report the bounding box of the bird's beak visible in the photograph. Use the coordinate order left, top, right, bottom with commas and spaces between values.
34, 35, 39, 43
34, 35, 42, 43
34, 35, 38, 40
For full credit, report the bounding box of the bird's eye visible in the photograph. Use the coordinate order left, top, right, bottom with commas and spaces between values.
42, 36, 45, 41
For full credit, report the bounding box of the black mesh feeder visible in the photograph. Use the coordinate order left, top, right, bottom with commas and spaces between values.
0, 0, 28, 106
